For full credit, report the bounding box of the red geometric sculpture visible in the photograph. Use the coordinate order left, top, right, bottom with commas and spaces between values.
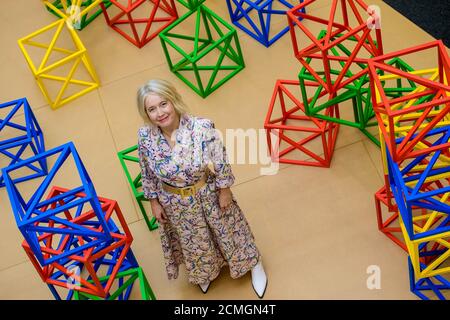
264, 79, 340, 167
100, 0, 178, 48
287, 0, 383, 93
374, 185, 407, 252
368, 40, 450, 162
22, 186, 134, 298
375, 179, 450, 257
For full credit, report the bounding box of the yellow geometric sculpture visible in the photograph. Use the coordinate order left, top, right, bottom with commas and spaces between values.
18, 19, 100, 109
399, 213, 450, 280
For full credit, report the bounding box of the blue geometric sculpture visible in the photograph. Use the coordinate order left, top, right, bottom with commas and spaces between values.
225, 0, 304, 47
2, 142, 113, 266
386, 126, 450, 241
0, 98, 47, 187
18, 184, 140, 299
408, 257, 450, 300
2, 138, 154, 300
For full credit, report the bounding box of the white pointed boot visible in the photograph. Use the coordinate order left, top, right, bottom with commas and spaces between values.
199, 281, 211, 294
251, 260, 267, 299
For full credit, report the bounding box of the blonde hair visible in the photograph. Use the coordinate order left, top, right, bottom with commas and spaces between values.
137, 79, 188, 123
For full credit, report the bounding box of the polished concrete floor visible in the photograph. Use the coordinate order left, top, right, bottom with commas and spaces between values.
0, 0, 446, 299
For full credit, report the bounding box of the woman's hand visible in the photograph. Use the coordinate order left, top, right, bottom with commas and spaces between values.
218, 187, 233, 212
150, 199, 168, 224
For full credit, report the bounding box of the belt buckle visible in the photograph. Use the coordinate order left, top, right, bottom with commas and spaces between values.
181, 186, 195, 198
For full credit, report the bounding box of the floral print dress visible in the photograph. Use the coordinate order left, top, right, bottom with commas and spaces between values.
138, 113, 261, 285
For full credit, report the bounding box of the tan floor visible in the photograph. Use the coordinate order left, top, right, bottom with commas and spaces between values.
0, 0, 446, 299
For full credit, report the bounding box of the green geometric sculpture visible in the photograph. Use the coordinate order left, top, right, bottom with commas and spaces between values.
299, 63, 380, 145
73, 267, 157, 300
298, 30, 416, 146
176, 0, 205, 10
159, 4, 245, 98
45, 0, 112, 30
118, 145, 158, 231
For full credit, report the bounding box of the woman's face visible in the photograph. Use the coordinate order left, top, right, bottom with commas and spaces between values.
144, 93, 178, 129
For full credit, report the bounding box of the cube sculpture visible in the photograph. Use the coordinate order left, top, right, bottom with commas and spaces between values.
2, 143, 113, 266
379, 131, 450, 300
100, 0, 178, 48
286, 0, 383, 146
298, 59, 379, 145
389, 128, 450, 220
22, 199, 137, 299
176, 0, 205, 10
287, 0, 383, 92
299, 57, 417, 146
34, 251, 141, 300
118, 145, 158, 231
369, 40, 450, 299
374, 183, 449, 257
400, 208, 450, 291
386, 128, 450, 241
264, 79, 339, 167
297, 33, 414, 146
17, 19, 100, 109
408, 258, 450, 301
374, 185, 407, 252
2, 143, 155, 300
21, 188, 138, 299
373, 43, 450, 270
0, 98, 47, 187
73, 267, 156, 300
159, 5, 245, 98
42, 242, 142, 300
369, 40, 450, 163
43, 0, 109, 30
226, 0, 303, 47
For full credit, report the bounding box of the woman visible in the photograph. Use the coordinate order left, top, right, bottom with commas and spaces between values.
137, 79, 268, 298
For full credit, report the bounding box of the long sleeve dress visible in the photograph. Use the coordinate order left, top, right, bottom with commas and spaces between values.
138, 113, 261, 285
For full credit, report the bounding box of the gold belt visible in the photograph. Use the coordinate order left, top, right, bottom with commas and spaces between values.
162, 169, 211, 198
